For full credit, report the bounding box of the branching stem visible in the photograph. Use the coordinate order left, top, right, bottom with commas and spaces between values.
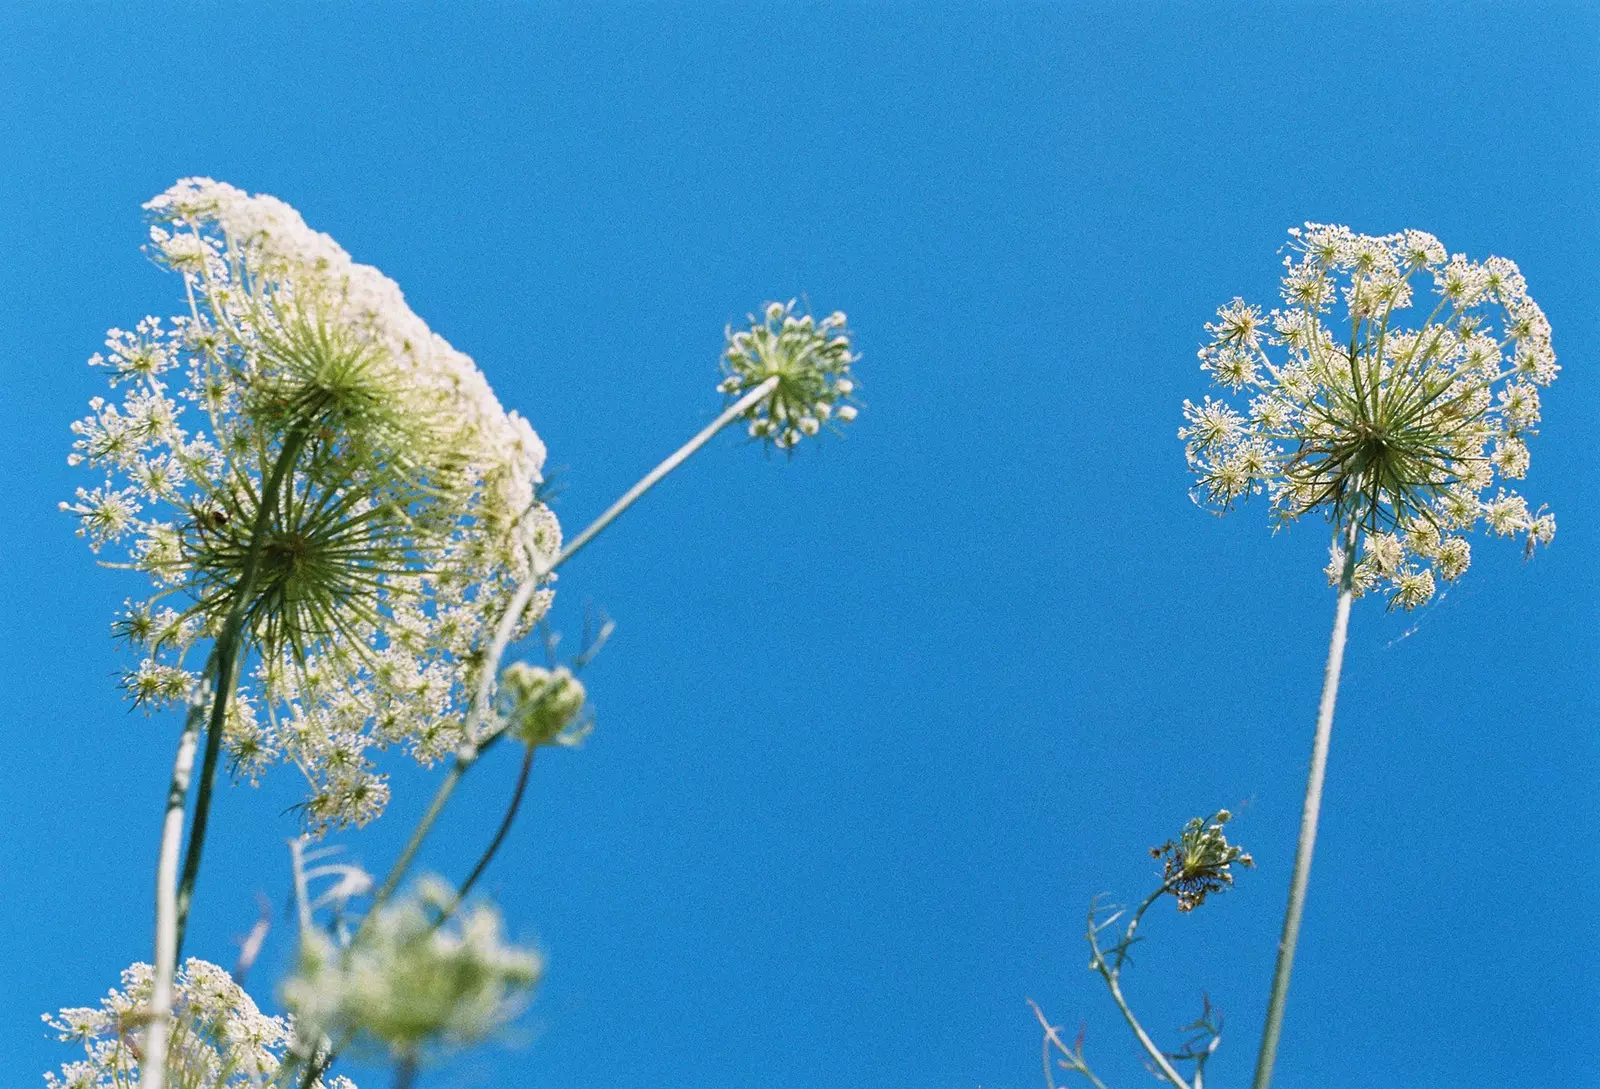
363, 375, 780, 919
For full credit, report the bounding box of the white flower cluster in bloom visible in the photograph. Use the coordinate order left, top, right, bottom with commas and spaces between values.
283, 877, 540, 1062
1180, 224, 1558, 609
719, 300, 859, 450
42, 958, 354, 1089
62, 179, 560, 830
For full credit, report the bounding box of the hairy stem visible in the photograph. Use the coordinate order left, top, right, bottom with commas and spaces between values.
1251, 521, 1359, 1089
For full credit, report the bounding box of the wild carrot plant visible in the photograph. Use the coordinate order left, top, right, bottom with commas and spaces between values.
48, 179, 860, 1089
1179, 224, 1557, 1088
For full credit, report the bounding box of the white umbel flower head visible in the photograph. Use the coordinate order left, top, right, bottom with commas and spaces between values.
42, 958, 355, 1089
1180, 224, 1558, 610
63, 179, 561, 830
283, 877, 540, 1063
719, 300, 859, 451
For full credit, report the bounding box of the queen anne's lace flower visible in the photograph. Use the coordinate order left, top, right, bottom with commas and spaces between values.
1180, 224, 1558, 609
719, 300, 859, 450
42, 959, 355, 1089
283, 877, 540, 1062
62, 179, 561, 829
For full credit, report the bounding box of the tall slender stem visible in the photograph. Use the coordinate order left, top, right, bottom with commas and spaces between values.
466, 374, 780, 746
144, 430, 307, 1089
174, 427, 309, 955
366, 751, 475, 913
139, 686, 209, 1089
1252, 522, 1359, 1089
297, 381, 782, 1086
365, 376, 780, 917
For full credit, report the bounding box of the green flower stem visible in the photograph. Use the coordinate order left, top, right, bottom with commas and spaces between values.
467, 373, 782, 745
175, 427, 310, 954
364, 374, 782, 919
1251, 522, 1359, 1089
143, 429, 308, 1089
1094, 883, 1190, 1089
443, 743, 536, 923
140, 684, 209, 1089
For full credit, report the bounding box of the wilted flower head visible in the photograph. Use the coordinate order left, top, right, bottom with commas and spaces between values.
61, 179, 561, 830
719, 299, 859, 451
500, 662, 589, 747
1179, 224, 1558, 609
1151, 811, 1253, 913
283, 877, 540, 1062
42, 958, 354, 1089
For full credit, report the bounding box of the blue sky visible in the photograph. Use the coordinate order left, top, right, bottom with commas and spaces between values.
2, 4, 1595, 1088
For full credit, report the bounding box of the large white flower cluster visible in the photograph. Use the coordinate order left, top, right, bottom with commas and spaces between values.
1179, 223, 1557, 609
61, 179, 560, 829
43, 958, 354, 1089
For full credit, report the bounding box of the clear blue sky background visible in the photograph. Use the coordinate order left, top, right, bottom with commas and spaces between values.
2, 5, 1596, 1088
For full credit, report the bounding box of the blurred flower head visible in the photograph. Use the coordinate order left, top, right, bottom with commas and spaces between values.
1179, 224, 1557, 609
284, 877, 540, 1063
61, 179, 561, 830
500, 662, 589, 747
719, 299, 859, 451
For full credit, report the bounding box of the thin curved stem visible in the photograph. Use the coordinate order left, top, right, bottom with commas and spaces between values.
1105, 975, 1188, 1088
366, 751, 475, 917
1251, 521, 1359, 1089
464, 374, 780, 747
1094, 883, 1189, 1088
447, 744, 537, 917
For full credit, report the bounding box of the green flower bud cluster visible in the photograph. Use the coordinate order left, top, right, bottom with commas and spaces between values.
1151, 810, 1254, 913
501, 662, 589, 747
719, 299, 859, 451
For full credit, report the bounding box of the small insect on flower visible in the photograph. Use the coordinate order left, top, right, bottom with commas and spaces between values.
1179, 224, 1559, 610
720, 300, 860, 452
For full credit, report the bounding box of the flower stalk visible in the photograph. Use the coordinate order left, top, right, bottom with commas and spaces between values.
1251, 523, 1357, 1089
365, 373, 781, 918
146, 428, 308, 1089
